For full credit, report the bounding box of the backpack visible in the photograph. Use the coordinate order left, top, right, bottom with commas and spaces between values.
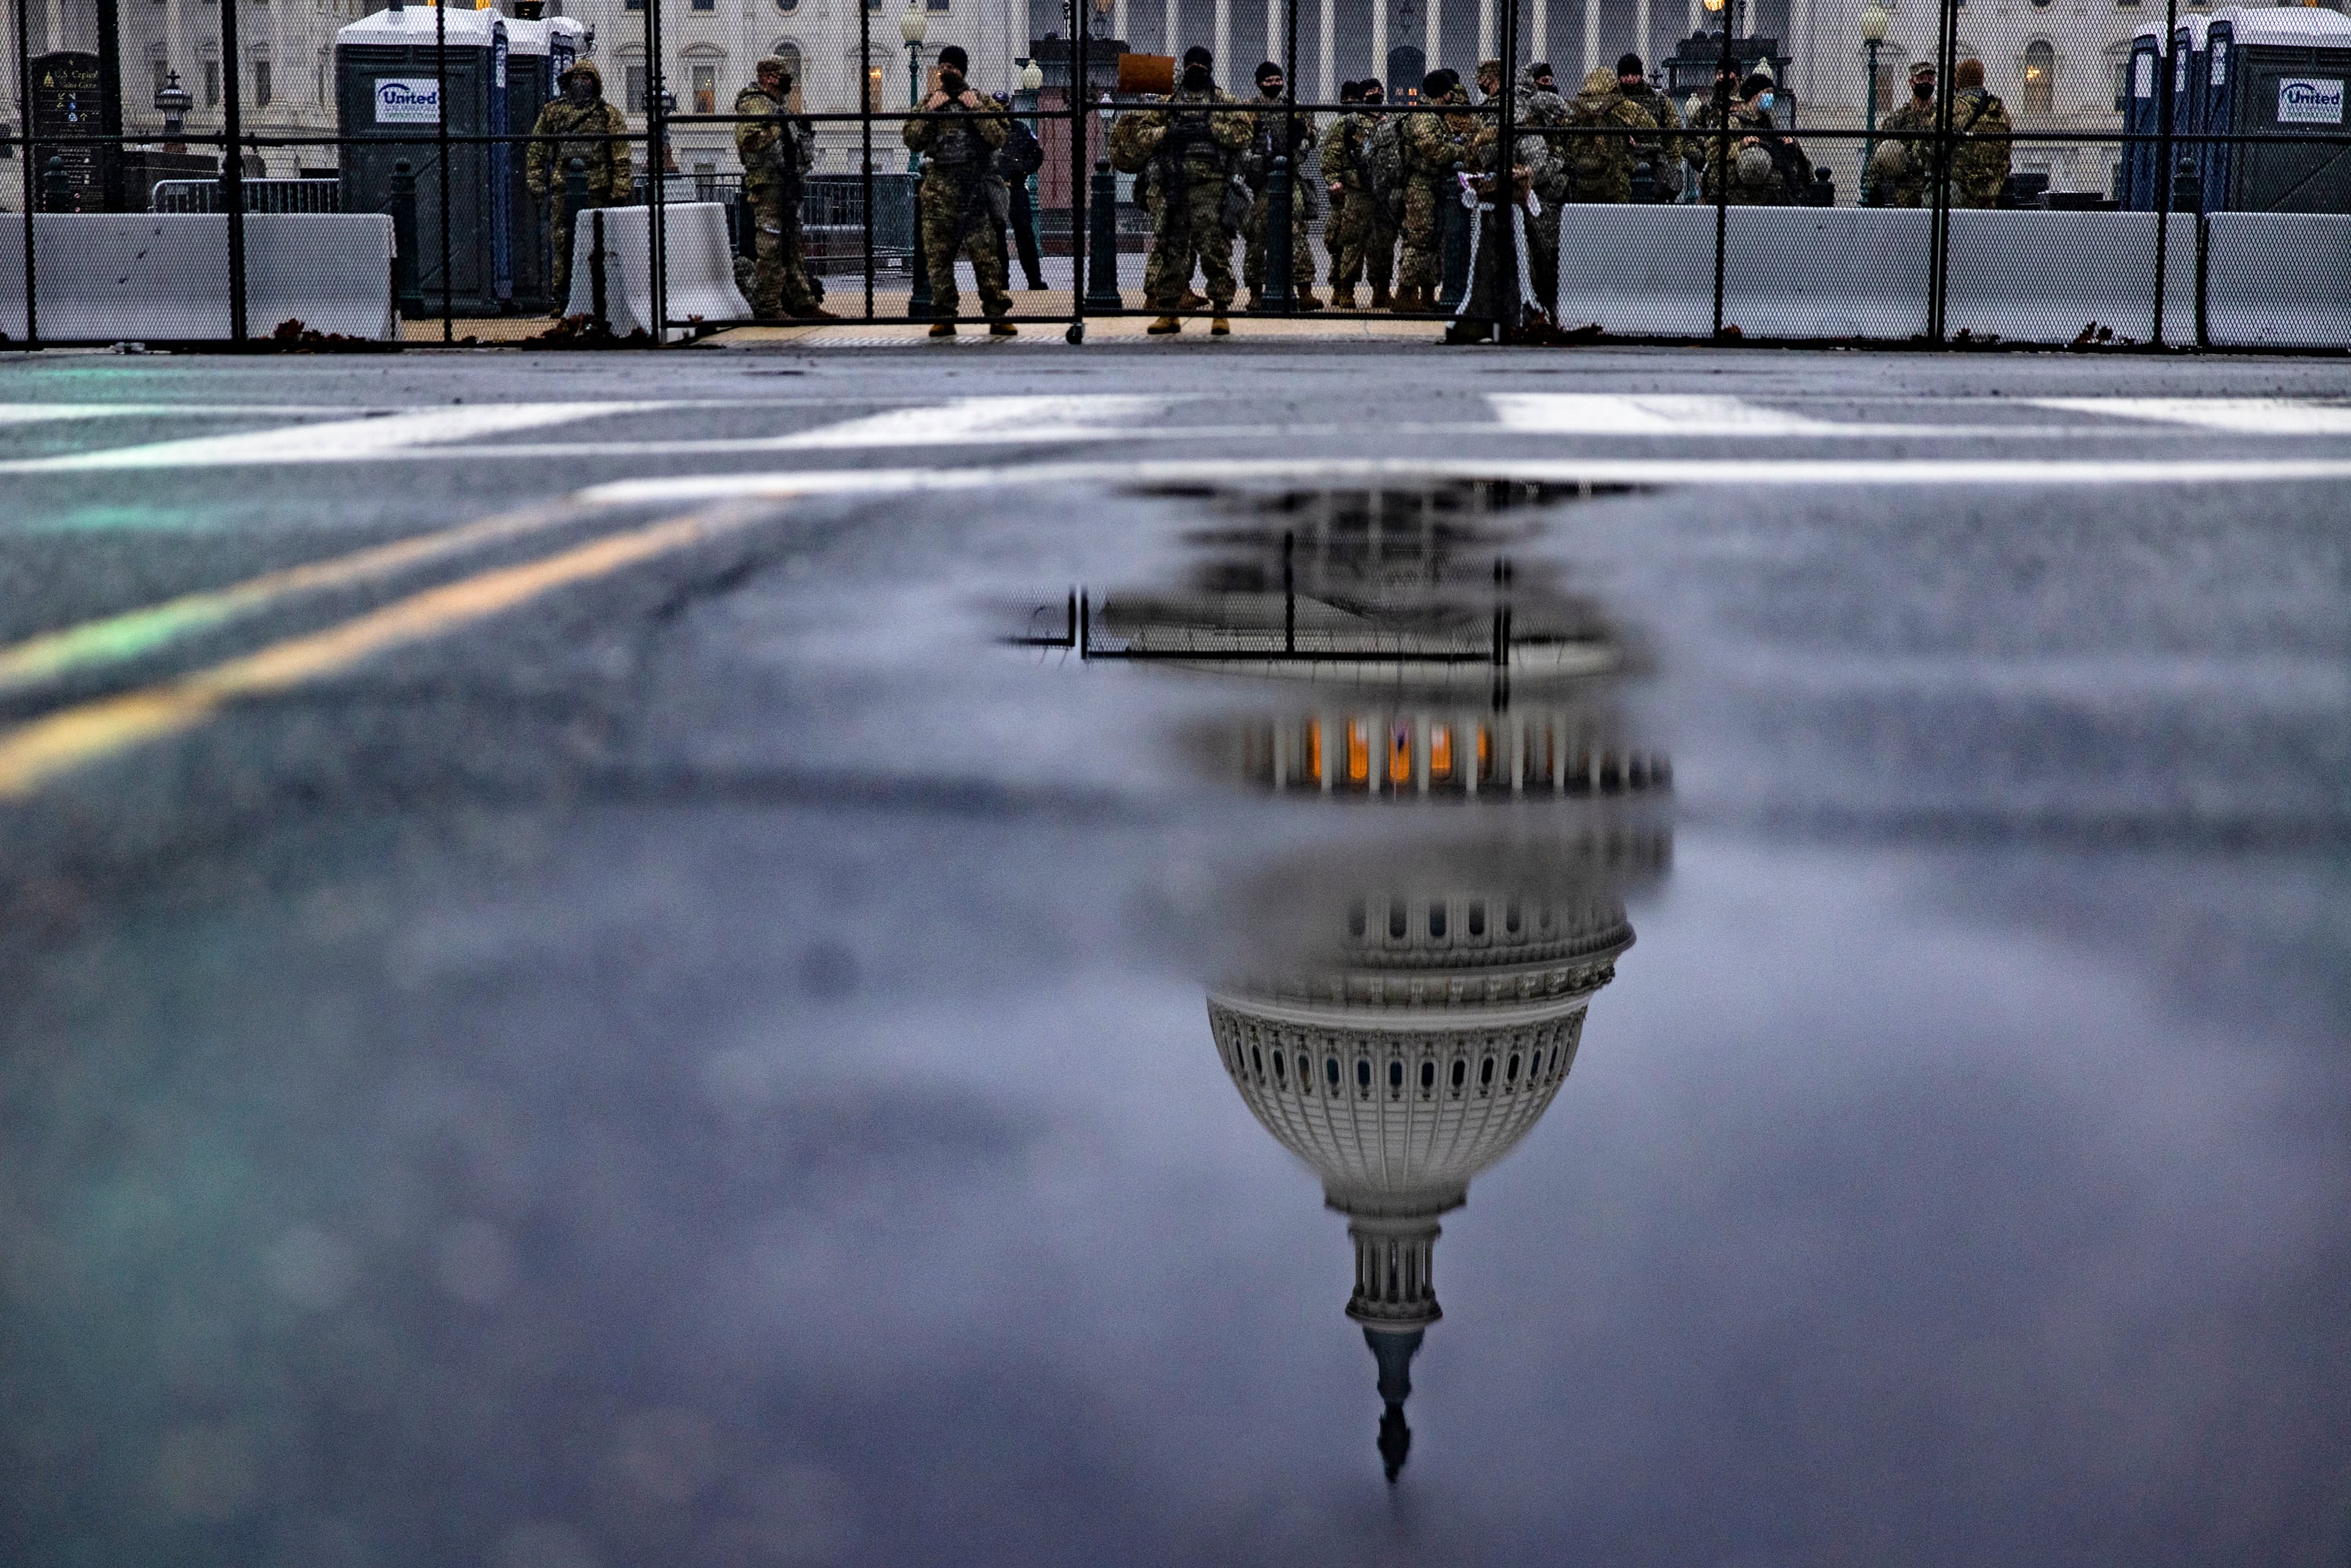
997, 121, 1045, 179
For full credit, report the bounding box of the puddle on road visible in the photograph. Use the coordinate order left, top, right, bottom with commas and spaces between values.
2, 476, 2345, 1568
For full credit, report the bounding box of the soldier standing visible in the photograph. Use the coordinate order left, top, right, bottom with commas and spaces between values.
524, 60, 632, 313
1395, 68, 1473, 313
734, 58, 835, 320
1948, 59, 2012, 208
1614, 53, 1684, 199
902, 45, 1015, 339
1869, 60, 1938, 207
1562, 66, 1657, 203
1324, 81, 1359, 295
1118, 46, 1248, 335
1328, 78, 1398, 309
1513, 63, 1571, 308
1243, 61, 1321, 310
992, 92, 1050, 290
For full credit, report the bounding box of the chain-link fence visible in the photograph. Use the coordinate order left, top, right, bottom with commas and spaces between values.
2, 0, 2346, 346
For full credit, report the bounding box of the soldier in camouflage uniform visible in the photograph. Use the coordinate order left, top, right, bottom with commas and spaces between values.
734, 58, 833, 320
902, 45, 1013, 337
524, 59, 632, 312
1514, 63, 1572, 309
1869, 61, 1939, 208
1395, 69, 1474, 312
1324, 81, 1358, 292
1327, 78, 1397, 308
1948, 58, 2012, 208
1242, 61, 1321, 310
1118, 47, 1248, 335
1562, 65, 1657, 204
1699, 73, 1809, 205
1615, 53, 1684, 197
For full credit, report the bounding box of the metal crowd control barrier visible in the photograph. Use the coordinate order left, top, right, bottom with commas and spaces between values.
3, 0, 2349, 349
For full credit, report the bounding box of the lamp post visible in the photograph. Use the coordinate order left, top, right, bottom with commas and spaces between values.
154, 68, 191, 154
1859, 2, 1886, 205
901, 2, 932, 316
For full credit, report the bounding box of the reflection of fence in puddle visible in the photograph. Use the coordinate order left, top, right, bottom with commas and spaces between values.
1227, 709, 1669, 799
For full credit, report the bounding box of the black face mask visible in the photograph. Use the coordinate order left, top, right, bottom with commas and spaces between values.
1913, 81, 1934, 100
1259, 80, 1283, 99
1183, 64, 1211, 90
939, 70, 965, 94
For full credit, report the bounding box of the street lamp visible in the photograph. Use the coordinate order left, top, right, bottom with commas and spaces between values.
154, 67, 192, 152
1017, 56, 1045, 132
1859, 2, 1887, 205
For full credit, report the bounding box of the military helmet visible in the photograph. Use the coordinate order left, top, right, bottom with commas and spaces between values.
557, 58, 604, 92
756, 56, 793, 77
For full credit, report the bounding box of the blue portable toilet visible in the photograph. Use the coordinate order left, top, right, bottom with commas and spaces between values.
335, 0, 513, 313
2202, 17, 2235, 211
2204, 5, 2351, 212
2122, 30, 2164, 208
502, 13, 587, 312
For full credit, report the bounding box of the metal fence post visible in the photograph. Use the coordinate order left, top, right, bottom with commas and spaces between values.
433, 0, 451, 342
222, 0, 248, 342
13, 0, 33, 349
1067, 10, 1089, 343
1085, 157, 1123, 310
1925, 0, 1958, 344
391, 160, 424, 317
590, 206, 609, 331
2151, 0, 2179, 347
1495, 0, 1520, 339
647, 0, 668, 344
860, 0, 875, 319
1712, 23, 1733, 339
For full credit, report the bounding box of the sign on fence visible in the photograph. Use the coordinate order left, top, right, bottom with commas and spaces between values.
373, 78, 443, 125
2277, 78, 2345, 124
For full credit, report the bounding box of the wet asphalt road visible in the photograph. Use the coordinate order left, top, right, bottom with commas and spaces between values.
2, 342, 2349, 1568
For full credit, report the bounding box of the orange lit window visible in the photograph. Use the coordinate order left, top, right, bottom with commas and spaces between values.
1388, 721, 1411, 784
1476, 726, 1491, 777
1429, 725, 1453, 778
1347, 720, 1370, 783
1306, 721, 1324, 784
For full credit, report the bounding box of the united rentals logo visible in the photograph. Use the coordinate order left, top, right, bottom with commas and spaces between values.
374, 77, 442, 125
2278, 77, 2345, 125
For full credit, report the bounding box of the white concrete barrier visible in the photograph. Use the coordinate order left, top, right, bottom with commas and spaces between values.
562, 202, 750, 337
0, 213, 394, 342
1555, 205, 1933, 340
1943, 210, 2197, 345
2202, 212, 2351, 347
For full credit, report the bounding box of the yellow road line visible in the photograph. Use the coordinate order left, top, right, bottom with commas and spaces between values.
0, 498, 614, 697
0, 507, 756, 801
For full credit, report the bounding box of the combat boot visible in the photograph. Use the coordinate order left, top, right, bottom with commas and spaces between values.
1329, 285, 1357, 310
1369, 282, 1393, 309
1244, 291, 1267, 313
1147, 315, 1183, 335
990, 321, 1018, 338
1179, 290, 1208, 310
928, 322, 956, 339
1296, 289, 1324, 310
1210, 315, 1231, 336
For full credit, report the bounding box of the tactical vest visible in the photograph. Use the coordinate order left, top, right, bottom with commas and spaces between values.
930, 110, 984, 168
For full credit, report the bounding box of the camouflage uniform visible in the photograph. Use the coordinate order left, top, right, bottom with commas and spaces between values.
1118, 87, 1248, 310
1618, 78, 1684, 195
902, 92, 1011, 319
734, 75, 821, 317
1700, 104, 1806, 205
523, 60, 632, 306
1949, 87, 2012, 208
1328, 109, 1397, 295
1513, 67, 1573, 307
1243, 98, 1318, 300
1561, 67, 1657, 204
1872, 97, 1937, 207
1397, 89, 1474, 296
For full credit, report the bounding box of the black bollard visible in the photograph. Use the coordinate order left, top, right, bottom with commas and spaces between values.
389, 160, 423, 317
1083, 158, 1123, 310
2172, 156, 2202, 215
1630, 160, 1654, 205
42, 156, 72, 213
1437, 161, 1470, 313
1266, 154, 1295, 312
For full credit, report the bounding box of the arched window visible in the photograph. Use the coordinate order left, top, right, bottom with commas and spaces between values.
1356, 1058, 1372, 1092
1428, 904, 1447, 940
2022, 41, 2055, 114
770, 42, 804, 111
1450, 1058, 1466, 1092
1388, 1059, 1404, 1092
1326, 1056, 1341, 1088
1419, 1059, 1436, 1092
1479, 1056, 1495, 1089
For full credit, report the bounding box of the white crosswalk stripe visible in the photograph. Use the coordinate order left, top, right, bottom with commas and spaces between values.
1489, 393, 1849, 435
2021, 397, 2351, 433
766, 395, 1171, 448
0, 403, 670, 473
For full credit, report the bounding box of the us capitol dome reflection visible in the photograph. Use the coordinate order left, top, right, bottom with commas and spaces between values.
1085, 482, 1671, 1481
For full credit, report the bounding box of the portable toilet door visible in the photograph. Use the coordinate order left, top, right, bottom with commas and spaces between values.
335, 2, 510, 313
2122, 31, 2163, 208
2170, 19, 2208, 208
504, 16, 554, 311
2212, 5, 2351, 212
2203, 18, 2235, 210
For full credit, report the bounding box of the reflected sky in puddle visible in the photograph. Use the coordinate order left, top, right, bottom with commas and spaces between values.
2, 478, 2346, 1568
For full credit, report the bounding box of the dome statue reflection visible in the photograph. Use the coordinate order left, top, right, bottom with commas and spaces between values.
1207, 830, 1659, 1481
